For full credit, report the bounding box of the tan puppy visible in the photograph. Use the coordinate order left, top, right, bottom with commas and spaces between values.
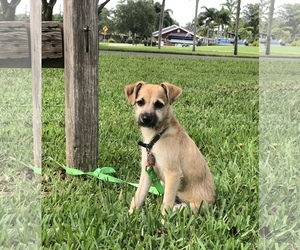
125, 81, 215, 215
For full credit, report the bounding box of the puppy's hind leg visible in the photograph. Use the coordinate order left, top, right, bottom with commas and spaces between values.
129, 168, 151, 214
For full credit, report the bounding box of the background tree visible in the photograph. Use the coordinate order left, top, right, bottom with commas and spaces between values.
277, 3, 300, 41
113, 0, 156, 44
42, 0, 57, 21
98, 7, 116, 35
241, 3, 259, 41
98, 0, 111, 16
198, 7, 218, 45
0, 0, 21, 21
259, 0, 270, 34
154, 1, 176, 30
215, 7, 231, 39
221, 0, 237, 22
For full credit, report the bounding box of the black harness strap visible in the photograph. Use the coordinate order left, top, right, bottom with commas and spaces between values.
138, 127, 168, 151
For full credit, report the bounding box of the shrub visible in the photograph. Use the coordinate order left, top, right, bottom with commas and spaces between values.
108, 38, 115, 43
251, 40, 259, 47
290, 40, 300, 46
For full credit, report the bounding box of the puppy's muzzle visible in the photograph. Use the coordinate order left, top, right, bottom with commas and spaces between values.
138, 113, 157, 127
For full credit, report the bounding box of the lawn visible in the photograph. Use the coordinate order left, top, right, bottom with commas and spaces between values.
259, 45, 300, 58
1, 55, 259, 249
41, 55, 259, 249
100, 42, 259, 58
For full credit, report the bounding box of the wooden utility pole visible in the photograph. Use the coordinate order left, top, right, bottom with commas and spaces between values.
234, 0, 241, 55
192, 0, 199, 52
266, 0, 275, 55
30, 0, 42, 168
158, 0, 165, 49
64, 0, 99, 171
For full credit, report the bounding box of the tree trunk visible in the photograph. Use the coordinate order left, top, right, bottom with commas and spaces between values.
42, 0, 57, 21
158, 0, 165, 49
0, 0, 21, 21
206, 24, 209, 46
234, 0, 241, 55
265, 0, 275, 55
192, 0, 199, 51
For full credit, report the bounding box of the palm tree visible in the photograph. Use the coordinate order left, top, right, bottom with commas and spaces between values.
154, 2, 174, 30
221, 0, 237, 23
198, 7, 218, 45
215, 7, 231, 39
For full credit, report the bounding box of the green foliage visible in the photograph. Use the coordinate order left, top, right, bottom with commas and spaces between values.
242, 3, 259, 40
251, 40, 259, 46
98, 7, 116, 33
277, 3, 300, 41
153, 1, 178, 29
113, 0, 156, 40
238, 26, 254, 42
41, 55, 259, 249
271, 27, 292, 42
290, 40, 300, 46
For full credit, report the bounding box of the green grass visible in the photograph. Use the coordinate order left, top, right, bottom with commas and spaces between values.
41, 55, 259, 249
100, 42, 259, 58
259, 45, 300, 58
0, 69, 41, 249
259, 60, 300, 249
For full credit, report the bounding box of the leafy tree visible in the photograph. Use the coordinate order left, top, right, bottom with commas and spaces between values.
113, 0, 156, 44
42, 0, 57, 21
99, 7, 116, 34
98, 0, 111, 16
215, 7, 231, 38
154, 1, 176, 30
277, 3, 300, 41
242, 3, 259, 40
259, 0, 269, 33
221, 0, 237, 21
198, 7, 218, 45
0, 0, 21, 21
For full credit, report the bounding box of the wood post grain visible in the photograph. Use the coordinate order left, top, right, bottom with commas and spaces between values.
63, 0, 99, 171
30, 0, 42, 168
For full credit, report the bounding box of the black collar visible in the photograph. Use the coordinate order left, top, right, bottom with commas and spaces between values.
138, 127, 168, 152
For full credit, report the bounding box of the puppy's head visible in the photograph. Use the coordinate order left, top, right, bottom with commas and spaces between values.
124, 81, 182, 129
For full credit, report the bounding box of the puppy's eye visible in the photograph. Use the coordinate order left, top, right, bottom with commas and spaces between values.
154, 101, 164, 109
136, 99, 145, 107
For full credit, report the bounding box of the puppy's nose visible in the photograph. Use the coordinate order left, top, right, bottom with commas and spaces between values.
139, 113, 157, 127
141, 114, 153, 124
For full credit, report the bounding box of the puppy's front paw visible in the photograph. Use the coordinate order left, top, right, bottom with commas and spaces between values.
129, 208, 134, 214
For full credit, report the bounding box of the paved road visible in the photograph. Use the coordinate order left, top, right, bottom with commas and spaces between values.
100, 50, 258, 61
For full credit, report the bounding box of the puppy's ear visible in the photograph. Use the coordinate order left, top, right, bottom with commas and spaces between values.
161, 82, 182, 104
124, 81, 145, 105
